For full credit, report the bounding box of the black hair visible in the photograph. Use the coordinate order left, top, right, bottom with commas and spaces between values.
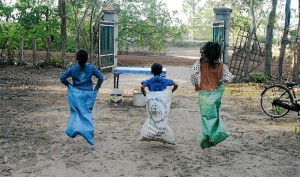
76, 49, 88, 67
151, 63, 163, 76
201, 41, 221, 68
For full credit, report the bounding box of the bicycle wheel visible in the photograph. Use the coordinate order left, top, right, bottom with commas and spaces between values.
260, 85, 291, 118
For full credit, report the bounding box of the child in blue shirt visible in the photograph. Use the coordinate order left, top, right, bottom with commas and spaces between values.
141, 63, 178, 96
60, 49, 103, 91
60, 49, 103, 145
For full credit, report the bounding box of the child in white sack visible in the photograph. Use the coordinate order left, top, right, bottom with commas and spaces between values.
139, 63, 178, 144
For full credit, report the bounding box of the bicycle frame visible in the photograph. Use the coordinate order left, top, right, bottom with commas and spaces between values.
261, 82, 300, 118
272, 84, 300, 114
285, 85, 300, 116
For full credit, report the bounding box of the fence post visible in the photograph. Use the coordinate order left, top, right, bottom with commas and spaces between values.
61, 36, 66, 68
7, 38, 12, 65
19, 38, 24, 65
46, 36, 51, 65
33, 36, 37, 66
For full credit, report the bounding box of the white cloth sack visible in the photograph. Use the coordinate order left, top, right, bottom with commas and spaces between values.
138, 90, 175, 145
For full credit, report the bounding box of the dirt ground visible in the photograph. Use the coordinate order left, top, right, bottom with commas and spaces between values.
0, 54, 300, 177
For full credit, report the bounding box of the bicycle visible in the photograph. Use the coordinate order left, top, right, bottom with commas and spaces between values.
260, 82, 300, 119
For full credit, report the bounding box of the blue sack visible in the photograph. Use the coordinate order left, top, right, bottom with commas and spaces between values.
66, 85, 97, 145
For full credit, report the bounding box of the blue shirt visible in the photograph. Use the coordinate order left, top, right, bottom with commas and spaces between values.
60, 63, 104, 91
141, 76, 174, 91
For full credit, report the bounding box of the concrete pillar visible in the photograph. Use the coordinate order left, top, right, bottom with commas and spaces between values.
213, 7, 232, 64
103, 6, 119, 68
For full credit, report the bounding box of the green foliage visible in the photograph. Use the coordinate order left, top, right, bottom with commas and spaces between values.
289, 29, 297, 44
257, 34, 266, 43
0, 23, 24, 50
51, 56, 61, 66
0, 0, 61, 51
118, 0, 185, 52
274, 106, 283, 115
249, 71, 268, 83
205, 0, 269, 44
0, 0, 295, 55
172, 40, 203, 47
0, 2, 14, 22
295, 119, 300, 135
193, 8, 214, 41
231, 15, 251, 31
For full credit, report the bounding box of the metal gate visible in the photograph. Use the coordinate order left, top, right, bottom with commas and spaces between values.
99, 21, 115, 69
229, 28, 264, 80
213, 21, 224, 44
213, 21, 224, 61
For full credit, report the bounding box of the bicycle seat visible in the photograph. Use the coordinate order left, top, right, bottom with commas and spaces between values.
286, 82, 297, 87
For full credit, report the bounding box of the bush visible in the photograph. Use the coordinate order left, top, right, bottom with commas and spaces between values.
51, 56, 61, 66
249, 71, 268, 83
172, 40, 205, 48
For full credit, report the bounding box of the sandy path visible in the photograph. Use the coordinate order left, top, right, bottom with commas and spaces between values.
0, 65, 300, 177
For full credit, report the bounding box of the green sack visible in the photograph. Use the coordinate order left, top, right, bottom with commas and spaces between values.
198, 85, 230, 149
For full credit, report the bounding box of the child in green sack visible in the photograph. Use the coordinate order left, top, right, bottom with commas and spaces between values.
190, 41, 234, 149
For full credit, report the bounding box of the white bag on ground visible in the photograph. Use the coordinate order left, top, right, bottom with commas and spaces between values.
138, 90, 176, 145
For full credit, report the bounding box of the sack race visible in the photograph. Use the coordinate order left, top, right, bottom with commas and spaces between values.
138, 90, 175, 145
66, 85, 97, 145
198, 85, 230, 149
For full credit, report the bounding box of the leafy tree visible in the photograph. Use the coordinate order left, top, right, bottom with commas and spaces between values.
264, 0, 278, 78
205, 0, 267, 43
0, 2, 17, 53
117, 0, 185, 52
0, 1, 14, 22
295, 0, 300, 83
277, 0, 291, 81
59, 0, 67, 67
0, 0, 60, 52
182, 0, 206, 40
68, 0, 112, 58
193, 8, 214, 40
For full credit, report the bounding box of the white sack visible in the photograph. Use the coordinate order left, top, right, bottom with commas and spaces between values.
138, 90, 175, 145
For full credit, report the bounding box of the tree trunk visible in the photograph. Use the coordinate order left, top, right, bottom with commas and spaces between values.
243, 29, 252, 79
264, 0, 278, 79
75, 2, 79, 52
250, 0, 259, 52
59, 0, 67, 68
278, 0, 291, 82
0, 38, 8, 64
79, 3, 91, 51
89, 2, 96, 62
291, 49, 297, 81
45, 6, 51, 65
295, 0, 300, 83
250, 0, 257, 34
244, 0, 257, 79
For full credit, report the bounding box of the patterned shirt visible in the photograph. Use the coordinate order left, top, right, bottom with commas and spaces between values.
190, 60, 234, 86
142, 76, 174, 91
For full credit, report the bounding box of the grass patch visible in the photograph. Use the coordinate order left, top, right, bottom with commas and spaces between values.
295, 119, 300, 135
249, 71, 268, 83
225, 83, 264, 98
